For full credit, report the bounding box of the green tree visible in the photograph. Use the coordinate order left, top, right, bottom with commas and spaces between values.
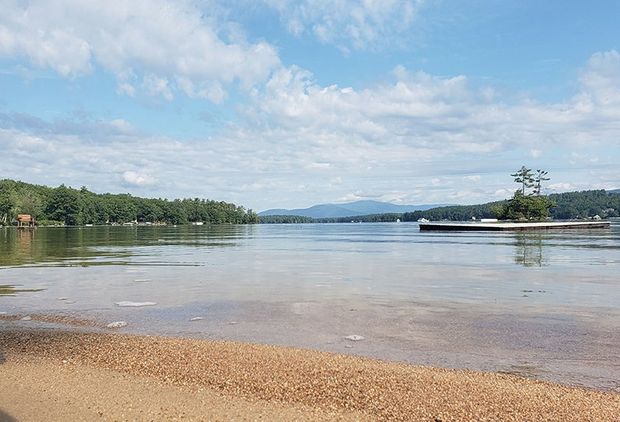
533, 169, 550, 196
15, 189, 43, 217
46, 185, 81, 225
501, 191, 554, 220
136, 199, 163, 223
511, 166, 535, 195
105, 194, 137, 223
0, 190, 16, 225
162, 200, 188, 225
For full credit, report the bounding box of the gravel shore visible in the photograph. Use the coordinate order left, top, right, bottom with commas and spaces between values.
1, 328, 618, 421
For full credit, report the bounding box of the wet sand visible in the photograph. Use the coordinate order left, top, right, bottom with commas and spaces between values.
1, 328, 618, 421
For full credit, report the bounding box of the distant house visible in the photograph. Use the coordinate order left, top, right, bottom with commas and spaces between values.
16, 214, 36, 228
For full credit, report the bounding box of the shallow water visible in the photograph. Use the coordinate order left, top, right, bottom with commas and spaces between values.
1, 223, 619, 391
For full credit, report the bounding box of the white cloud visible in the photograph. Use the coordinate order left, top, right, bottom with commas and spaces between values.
265, 0, 423, 52
0, 0, 280, 101
122, 171, 155, 187
578, 50, 620, 107
250, 65, 504, 157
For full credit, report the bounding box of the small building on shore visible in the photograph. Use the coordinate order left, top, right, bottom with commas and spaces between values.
16, 214, 36, 228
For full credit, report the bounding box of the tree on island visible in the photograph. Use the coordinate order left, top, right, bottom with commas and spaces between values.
493, 166, 554, 221
510, 166, 535, 194
533, 169, 550, 196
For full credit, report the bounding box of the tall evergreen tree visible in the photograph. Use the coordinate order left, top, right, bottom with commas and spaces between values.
533, 169, 550, 196
511, 166, 535, 195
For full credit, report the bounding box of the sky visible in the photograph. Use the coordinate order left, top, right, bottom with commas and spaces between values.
1, 0, 619, 211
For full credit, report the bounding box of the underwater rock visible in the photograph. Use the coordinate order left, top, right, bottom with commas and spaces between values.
106, 321, 128, 328
344, 334, 364, 341
115, 301, 156, 307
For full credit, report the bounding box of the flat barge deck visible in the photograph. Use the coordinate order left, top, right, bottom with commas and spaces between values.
419, 221, 611, 231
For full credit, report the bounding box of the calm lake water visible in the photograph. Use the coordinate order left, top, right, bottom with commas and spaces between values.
1, 222, 619, 391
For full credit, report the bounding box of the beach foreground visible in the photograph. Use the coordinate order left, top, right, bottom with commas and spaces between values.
1, 329, 619, 421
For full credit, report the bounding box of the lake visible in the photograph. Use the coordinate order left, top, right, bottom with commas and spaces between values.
1, 222, 619, 391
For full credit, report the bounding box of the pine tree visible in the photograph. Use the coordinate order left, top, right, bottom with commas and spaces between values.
511, 166, 535, 195
533, 169, 550, 196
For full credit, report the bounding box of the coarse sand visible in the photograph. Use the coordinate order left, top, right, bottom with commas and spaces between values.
1, 328, 619, 421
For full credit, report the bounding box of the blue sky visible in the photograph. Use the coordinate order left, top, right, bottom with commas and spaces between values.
1, 0, 619, 211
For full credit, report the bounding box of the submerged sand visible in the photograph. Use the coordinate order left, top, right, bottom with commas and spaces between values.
1, 328, 619, 421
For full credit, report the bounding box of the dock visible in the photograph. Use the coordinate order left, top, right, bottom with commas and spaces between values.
419, 221, 611, 231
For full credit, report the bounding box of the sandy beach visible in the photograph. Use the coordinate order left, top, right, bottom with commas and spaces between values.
1, 328, 618, 421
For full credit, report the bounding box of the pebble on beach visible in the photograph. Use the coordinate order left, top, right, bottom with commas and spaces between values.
115, 301, 156, 307
20, 316, 32, 321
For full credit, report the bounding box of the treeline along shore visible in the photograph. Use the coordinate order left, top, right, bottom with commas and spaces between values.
2, 179, 618, 226
260, 190, 620, 224
0, 179, 258, 226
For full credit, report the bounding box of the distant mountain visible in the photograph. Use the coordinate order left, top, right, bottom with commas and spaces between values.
259, 200, 447, 218
608, 189, 620, 195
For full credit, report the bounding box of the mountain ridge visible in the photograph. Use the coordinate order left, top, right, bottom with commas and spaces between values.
259, 200, 449, 218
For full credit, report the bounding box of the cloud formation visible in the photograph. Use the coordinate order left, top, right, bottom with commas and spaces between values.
249, 51, 620, 163
0, 0, 280, 101
2, 50, 619, 209
265, 0, 423, 52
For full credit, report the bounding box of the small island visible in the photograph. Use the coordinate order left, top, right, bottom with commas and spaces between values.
420, 167, 612, 231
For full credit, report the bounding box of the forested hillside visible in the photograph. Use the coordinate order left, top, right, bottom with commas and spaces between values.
548, 190, 620, 219
403, 190, 619, 221
0, 179, 258, 226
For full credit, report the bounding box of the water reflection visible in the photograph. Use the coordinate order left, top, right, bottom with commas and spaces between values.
514, 233, 547, 267
0, 284, 44, 296
0, 225, 251, 268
